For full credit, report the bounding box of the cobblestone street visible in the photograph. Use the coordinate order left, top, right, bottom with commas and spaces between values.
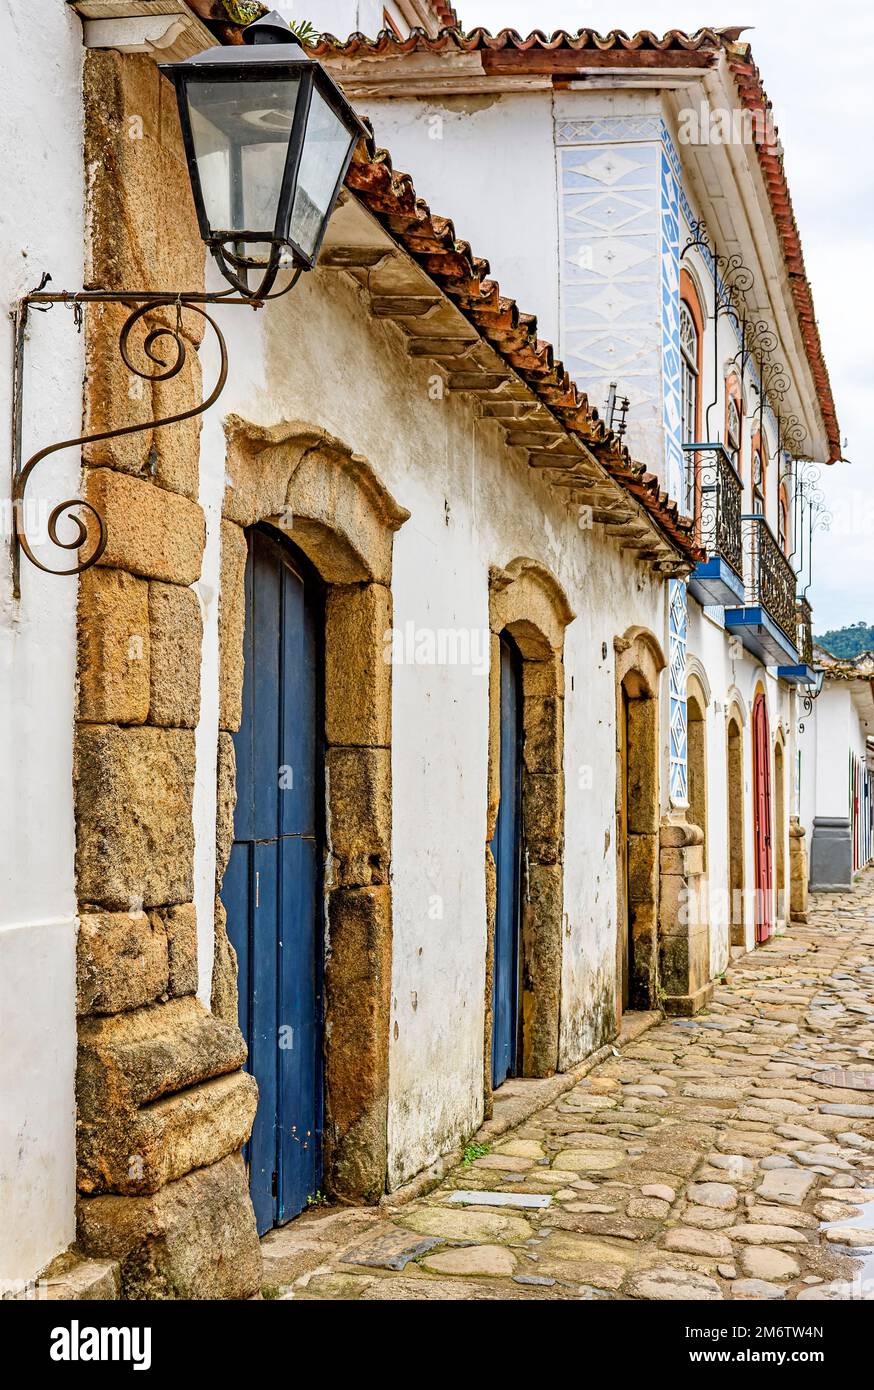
263, 872, 874, 1301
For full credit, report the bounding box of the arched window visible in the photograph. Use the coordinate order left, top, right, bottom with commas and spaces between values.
752, 449, 765, 515
727, 394, 741, 471
680, 303, 699, 446
680, 301, 699, 513
778, 490, 789, 553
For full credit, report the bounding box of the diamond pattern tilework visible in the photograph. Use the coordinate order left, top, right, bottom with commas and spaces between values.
557, 117, 690, 805
668, 576, 689, 806
558, 142, 662, 463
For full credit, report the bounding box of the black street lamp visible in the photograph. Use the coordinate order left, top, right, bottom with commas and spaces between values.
10, 12, 367, 590
160, 11, 367, 295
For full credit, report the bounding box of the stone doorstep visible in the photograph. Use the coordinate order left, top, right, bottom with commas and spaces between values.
662, 980, 716, 1017
27, 1251, 121, 1301
260, 1208, 379, 1286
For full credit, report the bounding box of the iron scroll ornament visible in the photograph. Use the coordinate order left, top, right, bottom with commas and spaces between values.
10, 270, 300, 595
13, 297, 227, 580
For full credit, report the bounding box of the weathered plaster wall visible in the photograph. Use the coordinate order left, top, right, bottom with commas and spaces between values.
0, 0, 84, 1288
348, 76, 809, 1000
288, 1, 386, 35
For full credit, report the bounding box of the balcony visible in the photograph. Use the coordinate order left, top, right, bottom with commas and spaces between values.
724, 514, 801, 665
684, 443, 747, 607
778, 596, 819, 686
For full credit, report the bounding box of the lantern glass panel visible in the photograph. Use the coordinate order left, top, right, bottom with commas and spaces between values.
187, 76, 303, 237
288, 86, 356, 260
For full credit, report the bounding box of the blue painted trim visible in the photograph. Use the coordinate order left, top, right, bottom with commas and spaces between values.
668, 578, 688, 805
777, 663, 818, 686
688, 556, 746, 608
724, 606, 800, 665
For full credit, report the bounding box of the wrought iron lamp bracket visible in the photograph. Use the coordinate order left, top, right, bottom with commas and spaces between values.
9, 270, 299, 598
799, 675, 824, 733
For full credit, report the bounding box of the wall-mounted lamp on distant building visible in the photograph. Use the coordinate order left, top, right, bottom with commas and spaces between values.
805, 669, 825, 701
798, 667, 825, 734
11, 12, 364, 591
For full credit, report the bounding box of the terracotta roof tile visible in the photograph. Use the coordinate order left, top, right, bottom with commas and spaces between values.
310, 26, 739, 58
726, 48, 841, 462
431, 1, 459, 26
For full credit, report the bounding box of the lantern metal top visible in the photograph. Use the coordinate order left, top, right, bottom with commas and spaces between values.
159, 11, 367, 296
175, 11, 313, 65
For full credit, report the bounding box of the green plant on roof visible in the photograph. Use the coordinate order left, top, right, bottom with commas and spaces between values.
226, 4, 320, 44
289, 18, 320, 43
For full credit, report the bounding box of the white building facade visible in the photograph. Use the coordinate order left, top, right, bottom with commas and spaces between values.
799, 651, 874, 891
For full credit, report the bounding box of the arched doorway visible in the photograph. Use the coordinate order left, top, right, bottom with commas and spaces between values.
752, 691, 774, 943
222, 525, 325, 1233
614, 629, 664, 1017
218, 420, 410, 1209
727, 710, 745, 946
774, 737, 786, 926
484, 558, 573, 1109
686, 680, 708, 863
491, 632, 524, 1089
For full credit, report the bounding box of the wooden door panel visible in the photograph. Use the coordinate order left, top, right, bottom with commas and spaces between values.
491, 635, 523, 1090
221, 526, 324, 1233
753, 694, 773, 943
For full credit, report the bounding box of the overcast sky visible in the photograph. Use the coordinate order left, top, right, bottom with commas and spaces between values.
452, 1, 872, 634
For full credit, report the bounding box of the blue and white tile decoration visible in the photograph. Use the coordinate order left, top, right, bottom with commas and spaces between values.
668, 576, 689, 805
660, 148, 688, 806
660, 146, 683, 504
557, 114, 689, 806
557, 139, 663, 469
556, 114, 780, 450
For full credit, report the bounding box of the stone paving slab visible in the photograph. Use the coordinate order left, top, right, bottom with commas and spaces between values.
268, 870, 874, 1301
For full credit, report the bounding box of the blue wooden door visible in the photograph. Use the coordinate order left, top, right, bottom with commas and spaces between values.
491, 633, 523, 1089
222, 526, 324, 1233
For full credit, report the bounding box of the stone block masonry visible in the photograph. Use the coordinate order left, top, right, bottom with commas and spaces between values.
73, 50, 262, 1298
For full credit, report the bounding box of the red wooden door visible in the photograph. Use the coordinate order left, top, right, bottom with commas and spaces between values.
753, 693, 773, 943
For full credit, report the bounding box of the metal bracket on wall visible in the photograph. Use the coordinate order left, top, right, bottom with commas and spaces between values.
9, 269, 298, 598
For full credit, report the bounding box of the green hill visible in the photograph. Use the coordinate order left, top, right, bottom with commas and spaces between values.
814, 621, 874, 659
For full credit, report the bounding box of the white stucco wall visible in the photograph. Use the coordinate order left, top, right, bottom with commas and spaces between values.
799, 682, 865, 839
0, 0, 83, 1288
812, 686, 852, 822
799, 680, 874, 885
275, 2, 391, 38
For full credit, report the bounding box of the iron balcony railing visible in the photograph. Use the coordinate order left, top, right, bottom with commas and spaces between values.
742, 513, 798, 645
682, 442, 743, 580
797, 596, 814, 666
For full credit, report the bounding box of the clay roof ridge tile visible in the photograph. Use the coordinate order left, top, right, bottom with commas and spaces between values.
310, 25, 731, 58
